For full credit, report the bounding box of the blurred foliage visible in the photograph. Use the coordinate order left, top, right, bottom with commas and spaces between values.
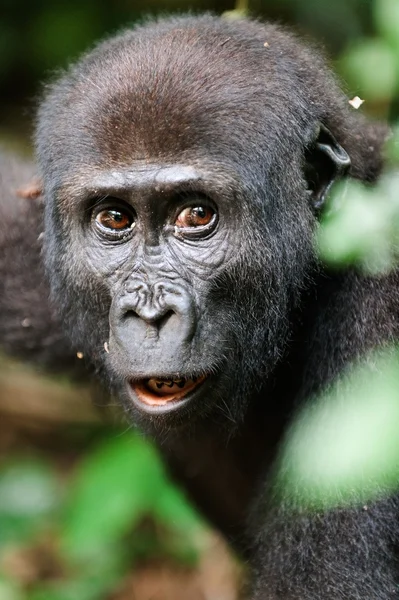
0, 430, 205, 600
316, 0, 399, 274
276, 349, 399, 510
317, 170, 399, 274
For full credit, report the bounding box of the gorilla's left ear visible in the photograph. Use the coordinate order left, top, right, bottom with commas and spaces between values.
305, 124, 351, 210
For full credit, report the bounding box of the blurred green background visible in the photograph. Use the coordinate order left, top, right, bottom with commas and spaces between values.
2, 0, 399, 145
1, 0, 399, 599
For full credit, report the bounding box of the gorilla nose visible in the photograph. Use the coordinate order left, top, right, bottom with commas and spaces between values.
111, 279, 196, 347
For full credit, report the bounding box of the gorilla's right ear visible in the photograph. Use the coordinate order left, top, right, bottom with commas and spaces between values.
305, 125, 350, 211
16, 177, 43, 201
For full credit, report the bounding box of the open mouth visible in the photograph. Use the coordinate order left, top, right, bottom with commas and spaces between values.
130, 376, 207, 407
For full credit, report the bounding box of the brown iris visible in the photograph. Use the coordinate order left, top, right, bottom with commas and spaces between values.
175, 206, 214, 228
95, 209, 134, 231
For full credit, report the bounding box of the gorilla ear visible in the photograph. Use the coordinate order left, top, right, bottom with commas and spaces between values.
305, 124, 351, 211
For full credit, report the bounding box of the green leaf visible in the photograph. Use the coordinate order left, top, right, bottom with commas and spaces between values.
61, 433, 166, 561
155, 482, 203, 534
154, 483, 205, 564
317, 173, 399, 274
0, 577, 24, 600
385, 124, 399, 164
340, 39, 397, 102
374, 0, 399, 49
276, 349, 399, 509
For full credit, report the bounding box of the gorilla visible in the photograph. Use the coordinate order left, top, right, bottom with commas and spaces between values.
1, 14, 399, 599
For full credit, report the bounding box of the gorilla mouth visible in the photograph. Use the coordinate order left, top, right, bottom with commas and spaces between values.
131, 376, 207, 406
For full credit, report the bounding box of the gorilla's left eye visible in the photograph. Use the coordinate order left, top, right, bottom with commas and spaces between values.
175, 206, 216, 229
95, 209, 135, 232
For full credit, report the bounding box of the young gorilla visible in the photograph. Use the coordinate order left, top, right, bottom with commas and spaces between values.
2, 15, 399, 599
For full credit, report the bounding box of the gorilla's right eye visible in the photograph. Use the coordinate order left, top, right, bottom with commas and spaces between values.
94, 208, 135, 234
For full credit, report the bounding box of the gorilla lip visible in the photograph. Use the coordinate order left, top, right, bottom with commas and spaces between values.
131, 376, 206, 406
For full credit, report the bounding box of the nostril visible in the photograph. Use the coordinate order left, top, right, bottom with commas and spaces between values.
157, 310, 174, 331
122, 309, 140, 322
122, 308, 175, 330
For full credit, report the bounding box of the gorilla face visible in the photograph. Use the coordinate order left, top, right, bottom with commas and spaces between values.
36, 15, 348, 434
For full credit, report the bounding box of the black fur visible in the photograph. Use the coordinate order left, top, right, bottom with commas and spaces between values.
2, 15, 399, 599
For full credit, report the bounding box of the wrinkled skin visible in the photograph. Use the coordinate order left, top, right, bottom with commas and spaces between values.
2, 15, 399, 600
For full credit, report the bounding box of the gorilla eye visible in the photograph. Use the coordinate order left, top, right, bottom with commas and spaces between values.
175, 206, 215, 229
95, 209, 135, 232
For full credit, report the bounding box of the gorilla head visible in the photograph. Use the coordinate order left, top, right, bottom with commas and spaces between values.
35, 15, 382, 434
